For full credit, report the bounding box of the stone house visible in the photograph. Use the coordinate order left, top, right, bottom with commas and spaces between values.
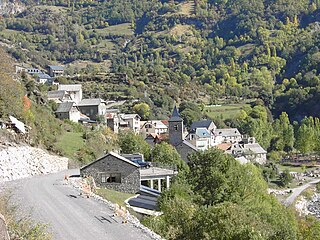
55, 102, 81, 123
80, 152, 141, 193
58, 84, 83, 104
226, 137, 267, 165
77, 98, 107, 121
48, 65, 64, 77
140, 120, 168, 138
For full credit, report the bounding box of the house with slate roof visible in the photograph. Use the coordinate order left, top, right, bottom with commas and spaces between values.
36, 73, 53, 84
226, 137, 267, 164
189, 120, 217, 132
58, 84, 82, 104
186, 127, 212, 151
47, 90, 71, 103
80, 152, 141, 193
55, 102, 81, 122
48, 65, 64, 77
77, 98, 107, 121
213, 128, 242, 145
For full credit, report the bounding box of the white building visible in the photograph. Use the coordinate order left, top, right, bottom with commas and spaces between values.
140, 120, 168, 138
58, 84, 83, 104
119, 114, 141, 134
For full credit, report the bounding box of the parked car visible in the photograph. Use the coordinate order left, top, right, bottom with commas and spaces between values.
131, 159, 152, 168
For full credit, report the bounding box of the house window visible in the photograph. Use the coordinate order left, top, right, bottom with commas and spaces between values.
101, 173, 121, 183
174, 125, 178, 131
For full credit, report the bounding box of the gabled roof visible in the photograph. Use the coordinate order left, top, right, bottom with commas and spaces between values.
142, 120, 168, 129
81, 151, 140, 170
56, 102, 74, 113
190, 120, 215, 131
37, 73, 52, 79
195, 128, 211, 138
49, 65, 64, 71
169, 105, 183, 122
48, 90, 66, 99
214, 128, 241, 137
215, 143, 232, 151
58, 84, 82, 92
181, 140, 198, 151
243, 143, 267, 154
78, 98, 103, 106
161, 120, 169, 126
119, 114, 141, 120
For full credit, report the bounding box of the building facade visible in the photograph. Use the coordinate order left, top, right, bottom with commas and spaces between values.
80, 152, 141, 193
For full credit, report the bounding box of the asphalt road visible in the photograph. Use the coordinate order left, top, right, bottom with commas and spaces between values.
1, 169, 153, 240
283, 178, 320, 206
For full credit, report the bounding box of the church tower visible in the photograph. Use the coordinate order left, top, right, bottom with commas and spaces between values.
169, 105, 183, 146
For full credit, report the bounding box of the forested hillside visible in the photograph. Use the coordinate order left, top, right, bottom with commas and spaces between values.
1, 0, 320, 120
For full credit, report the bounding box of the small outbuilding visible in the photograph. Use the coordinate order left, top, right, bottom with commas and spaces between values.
80, 152, 141, 194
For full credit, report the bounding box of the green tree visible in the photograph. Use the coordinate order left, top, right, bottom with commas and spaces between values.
151, 142, 188, 171
118, 130, 151, 159
133, 102, 150, 120
279, 169, 293, 187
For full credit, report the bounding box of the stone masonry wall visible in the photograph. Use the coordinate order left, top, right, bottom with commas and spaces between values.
0, 143, 69, 182
81, 154, 140, 194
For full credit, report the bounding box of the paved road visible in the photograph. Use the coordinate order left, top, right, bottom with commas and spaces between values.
283, 178, 320, 206
1, 169, 153, 240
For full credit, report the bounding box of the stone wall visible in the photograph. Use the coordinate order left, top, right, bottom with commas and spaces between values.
0, 213, 10, 240
81, 154, 140, 194
0, 143, 69, 182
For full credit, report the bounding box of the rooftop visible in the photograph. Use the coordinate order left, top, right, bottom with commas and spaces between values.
37, 73, 52, 79
78, 98, 104, 106
49, 65, 64, 71
56, 102, 74, 113
243, 143, 267, 154
48, 90, 66, 99
58, 84, 82, 92
190, 120, 215, 131
119, 114, 141, 120
81, 151, 140, 170
214, 128, 241, 137
169, 106, 183, 122
196, 128, 211, 138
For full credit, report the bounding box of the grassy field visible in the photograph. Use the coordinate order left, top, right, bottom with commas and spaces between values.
96, 188, 135, 207
178, 1, 195, 15
204, 104, 250, 120
91, 23, 134, 36
55, 132, 84, 159
278, 164, 318, 173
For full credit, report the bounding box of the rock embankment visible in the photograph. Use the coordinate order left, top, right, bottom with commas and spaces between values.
0, 143, 68, 182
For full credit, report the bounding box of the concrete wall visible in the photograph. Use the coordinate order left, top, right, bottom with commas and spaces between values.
81, 155, 140, 193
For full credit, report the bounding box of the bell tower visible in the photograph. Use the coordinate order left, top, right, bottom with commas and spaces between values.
169, 106, 183, 146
